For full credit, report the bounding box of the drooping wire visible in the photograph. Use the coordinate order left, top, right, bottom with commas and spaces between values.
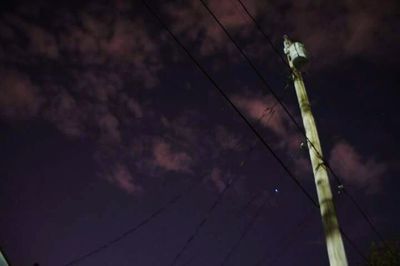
62, 174, 205, 266
235, 0, 292, 72
141, 2, 336, 265
60, 12, 291, 266
235, 0, 391, 256
167, 83, 290, 266
254, 207, 315, 266
220, 191, 271, 266
167, 97, 286, 266
168, 171, 241, 266
61, 92, 285, 266
198, 0, 370, 262
142, 0, 318, 206
143, 1, 370, 264
199, 0, 341, 192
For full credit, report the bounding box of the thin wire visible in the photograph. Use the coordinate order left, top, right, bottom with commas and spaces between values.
199, 0, 326, 187
237, 82, 290, 167
167, 84, 289, 266
62, 175, 205, 266
142, 0, 317, 208
220, 192, 271, 266
235, 0, 292, 72
341, 228, 370, 263
62, 93, 284, 266
141, 2, 326, 265
146, 0, 319, 204
60, 21, 291, 266
235, 189, 263, 218
198, 1, 371, 263
198, 0, 305, 141
254, 207, 315, 266
200, 0, 342, 194
255, 203, 370, 266
168, 172, 241, 266
235, 0, 391, 256
255, 180, 350, 266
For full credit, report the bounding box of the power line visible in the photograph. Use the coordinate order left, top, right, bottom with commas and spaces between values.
145, 0, 320, 205
220, 191, 271, 266
165, 78, 292, 266
254, 207, 315, 266
166, 93, 287, 265
251, 190, 369, 266
142, 0, 318, 209
198, 0, 304, 140
62, 175, 205, 266
236, 81, 290, 167
199, 0, 329, 188
142, 1, 368, 264
141, 2, 333, 265
168, 171, 241, 266
341, 228, 370, 263
234, 0, 390, 256
61, 38, 289, 266
254, 207, 369, 266
235, 0, 292, 72
198, 0, 373, 262
235, 189, 263, 218
61, 60, 286, 266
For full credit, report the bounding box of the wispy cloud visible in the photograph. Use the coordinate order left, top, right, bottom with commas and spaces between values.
0, 0, 395, 197
107, 163, 143, 195
0, 68, 43, 119
152, 139, 193, 173
209, 167, 226, 192
97, 112, 121, 144
165, 0, 257, 57
215, 125, 243, 151
45, 90, 85, 138
329, 141, 387, 194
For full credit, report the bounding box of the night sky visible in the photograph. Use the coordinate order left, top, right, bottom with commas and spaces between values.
1, 0, 400, 265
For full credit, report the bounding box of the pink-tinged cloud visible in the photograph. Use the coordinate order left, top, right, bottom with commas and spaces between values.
95, 17, 161, 88
2, 14, 58, 59
0, 68, 42, 119
215, 126, 243, 151
74, 71, 122, 103
152, 139, 192, 172
160, 115, 200, 149
126, 97, 143, 119
272, 0, 399, 68
166, 0, 398, 68
166, 0, 257, 56
232, 95, 292, 137
232, 93, 313, 175
209, 167, 226, 192
1, 10, 162, 88
97, 113, 121, 144
45, 91, 85, 138
329, 141, 387, 194
108, 163, 143, 195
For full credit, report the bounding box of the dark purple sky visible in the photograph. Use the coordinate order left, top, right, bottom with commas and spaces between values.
1, 0, 400, 265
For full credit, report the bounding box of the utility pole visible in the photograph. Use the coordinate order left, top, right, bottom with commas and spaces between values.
283, 35, 348, 266
0, 250, 9, 266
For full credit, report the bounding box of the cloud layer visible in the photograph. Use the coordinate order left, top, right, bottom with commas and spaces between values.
329, 141, 387, 194
0, 0, 395, 195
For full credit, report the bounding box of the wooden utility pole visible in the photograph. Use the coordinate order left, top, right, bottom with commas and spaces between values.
0, 250, 9, 266
283, 35, 348, 266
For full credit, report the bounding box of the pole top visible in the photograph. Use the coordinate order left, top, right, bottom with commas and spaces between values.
283, 35, 308, 69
